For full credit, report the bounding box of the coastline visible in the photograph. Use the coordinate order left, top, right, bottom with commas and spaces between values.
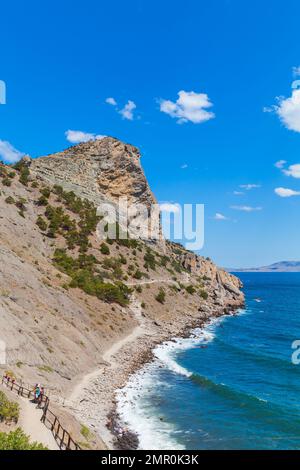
113, 309, 243, 450
63, 295, 244, 450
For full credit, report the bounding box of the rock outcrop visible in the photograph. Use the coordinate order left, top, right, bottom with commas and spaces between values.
30, 137, 157, 212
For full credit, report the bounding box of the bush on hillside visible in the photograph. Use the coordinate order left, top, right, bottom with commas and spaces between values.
186, 285, 196, 295
19, 166, 30, 186
155, 288, 166, 304
0, 428, 47, 450
100, 243, 110, 255
199, 289, 208, 300
36, 216, 48, 232
53, 249, 131, 306
0, 391, 19, 423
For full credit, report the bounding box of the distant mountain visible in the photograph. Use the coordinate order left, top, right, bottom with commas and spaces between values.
227, 261, 300, 272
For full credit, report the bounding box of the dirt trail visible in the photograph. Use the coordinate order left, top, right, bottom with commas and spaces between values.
69, 323, 144, 404
65, 295, 149, 448
125, 274, 190, 287
18, 396, 59, 450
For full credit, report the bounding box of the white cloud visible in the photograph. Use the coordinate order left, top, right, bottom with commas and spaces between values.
282, 163, 300, 178
267, 89, 300, 133
231, 205, 262, 212
65, 130, 106, 144
239, 184, 261, 190
106, 97, 137, 120
159, 203, 180, 213
233, 191, 244, 195
274, 159, 287, 169
293, 66, 300, 77
214, 212, 228, 220
181, 164, 188, 169
263, 106, 273, 113
274, 187, 300, 197
119, 100, 136, 120
160, 90, 215, 124
0, 140, 24, 163
105, 97, 117, 106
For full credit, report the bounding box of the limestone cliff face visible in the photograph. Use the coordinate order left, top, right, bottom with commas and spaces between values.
167, 243, 244, 310
178, 250, 242, 289
30, 137, 157, 211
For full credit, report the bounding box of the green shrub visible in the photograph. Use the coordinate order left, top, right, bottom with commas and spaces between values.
52, 184, 64, 196
100, 243, 110, 255
36, 216, 48, 232
53, 249, 78, 276
40, 187, 51, 199
80, 424, 91, 440
200, 289, 208, 300
144, 250, 156, 270
5, 196, 15, 204
0, 428, 47, 450
133, 269, 143, 280
0, 392, 19, 423
70, 272, 131, 306
171, 260, 183, 273
53, 249, 131, 306
0, 165, 7, 177
113, 266, 123, 280
155, 288, 166, 304
19, 166, 30, 186
37, 195, 49, 206
15, 198, 26, 212
2, 177, 11, 187
159, 255, 169, 267
44, 204, 77, 240
119, 254, 127, 265
38, 365, 53, 373
186, 285, 196, 295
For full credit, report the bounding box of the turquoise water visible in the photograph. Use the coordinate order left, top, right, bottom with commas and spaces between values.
119, 273, 300, 449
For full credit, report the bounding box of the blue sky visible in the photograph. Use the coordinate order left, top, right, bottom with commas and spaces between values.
1, 0, 300, 267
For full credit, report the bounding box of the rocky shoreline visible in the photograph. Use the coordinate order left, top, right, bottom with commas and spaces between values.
101, 304, 244, 450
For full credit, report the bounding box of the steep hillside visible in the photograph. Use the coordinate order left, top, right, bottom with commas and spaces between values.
0, 138, 244, 448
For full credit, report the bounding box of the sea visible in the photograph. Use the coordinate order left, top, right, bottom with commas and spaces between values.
116, 273, 300, 450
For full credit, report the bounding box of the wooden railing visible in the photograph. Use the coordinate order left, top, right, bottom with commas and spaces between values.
1, 376, 81, 450
40, 402, 81, 450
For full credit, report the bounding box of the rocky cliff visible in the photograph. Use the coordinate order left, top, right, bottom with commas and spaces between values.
30, 137, 157, 211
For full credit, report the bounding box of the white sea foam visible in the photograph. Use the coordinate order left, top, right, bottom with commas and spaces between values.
116, 365, 185, 450
116, 316, 224, 450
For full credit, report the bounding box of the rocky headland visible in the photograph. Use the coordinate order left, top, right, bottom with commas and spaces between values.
0, 137, 244, 449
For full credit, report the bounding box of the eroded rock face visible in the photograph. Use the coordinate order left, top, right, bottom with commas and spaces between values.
30, 137, 157, 211
174, 248, 244, 308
